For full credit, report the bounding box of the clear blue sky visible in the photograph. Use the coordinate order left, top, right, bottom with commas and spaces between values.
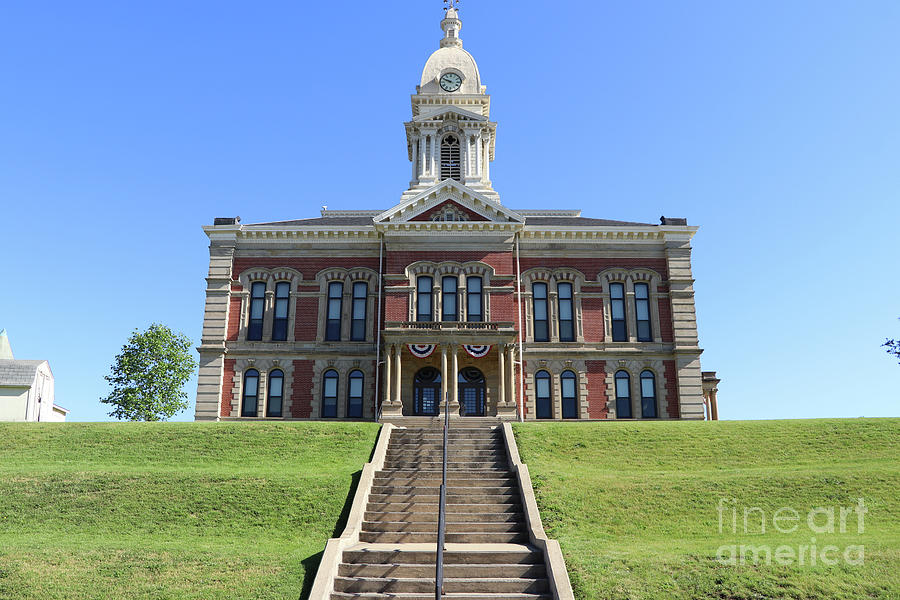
2, 1, 898, 421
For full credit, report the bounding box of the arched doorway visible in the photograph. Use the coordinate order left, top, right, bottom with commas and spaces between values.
413, 367, 441, 416
458, 367, 486, 416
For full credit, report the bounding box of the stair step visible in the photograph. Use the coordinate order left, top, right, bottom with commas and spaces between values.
362, 521, 524, 533
371, 485, 517, 495
373, 477, 516, 487
364, 511, 524, 523
367, 502, 522, 513
339, 563, 547, 579
358, 532, 529, 544
332, 594, 551, 600
333, 576, 548, 593
341, 550, 544, 565
368, 494, 519, 505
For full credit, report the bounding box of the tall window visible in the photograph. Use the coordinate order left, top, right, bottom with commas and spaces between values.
326, 282, 343, 341
467, 276, 483, 322
347, 370, 364, 418
351, 282, 367, 341
558, 282, 574, 342
272, 282, 290, 341
561, 371, 578, 419
440, 134, 461, 181
641, 370, 658, 418
615, 370, 632, 418
610, 282, 627, 342
533, 283, 549, 342
635, 283, 652, 342
242, 369, 259, 417
267, 369, 283, 417
322, 370, 338, 418
417, 276, 433, 322
442, 276, 458, 321
248, 282, 266, 341
535, 370, 552, 419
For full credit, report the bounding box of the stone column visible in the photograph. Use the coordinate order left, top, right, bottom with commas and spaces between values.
441, 344, 449, 413
411, 138, 419, 183
506, 345, 516, 406
393, 344, 402, 406
710, 388, 719, 421
450, 344, 460, 415
498, 345, 506, 411
384, 345, 393, 407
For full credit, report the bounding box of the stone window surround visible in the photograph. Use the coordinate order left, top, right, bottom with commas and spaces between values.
314, 268, 379, 343
523, 359, 590, 420
228, 358, 295, 419
404, 261, 495, 322
520, 268, 586, 344
604, 358, 669, 420
310, 359, 377, 420
235, 268, 303, 342
596, 268, 665, 344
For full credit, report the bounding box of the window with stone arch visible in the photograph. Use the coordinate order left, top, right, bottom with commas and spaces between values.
248, 282, 266, 341
640, 370, 658, 419
272, 282, 290, 341
440, 134, 461, 181
322, 370, 339, 418
347, 370, 364, 419
615, 370, 632, 418
267, 369, 284, 417
534, 370, 552, 419
560, 370, 579, 419
241, 369, 259, 417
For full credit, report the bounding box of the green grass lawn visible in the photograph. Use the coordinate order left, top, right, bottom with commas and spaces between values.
513, 418, 900, 600
0, 422, 381, 600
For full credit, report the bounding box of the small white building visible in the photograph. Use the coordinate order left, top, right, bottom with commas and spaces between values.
0, 329, 68, 422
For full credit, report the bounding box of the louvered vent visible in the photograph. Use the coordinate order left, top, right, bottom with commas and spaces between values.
441, 135, 461, 181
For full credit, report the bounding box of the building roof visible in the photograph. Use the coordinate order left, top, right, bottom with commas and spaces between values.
246, 215, 657, 228
0, 359, 45, 387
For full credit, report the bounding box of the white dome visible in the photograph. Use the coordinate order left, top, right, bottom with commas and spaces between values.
420, 47, 482, 94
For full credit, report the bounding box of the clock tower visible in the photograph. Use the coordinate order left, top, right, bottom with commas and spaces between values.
403, 6, 499, 203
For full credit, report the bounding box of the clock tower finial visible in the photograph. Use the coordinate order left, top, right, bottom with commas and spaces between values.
440, 0, 463, 49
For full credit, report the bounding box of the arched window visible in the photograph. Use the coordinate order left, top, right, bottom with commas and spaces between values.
351, 282, 368, 341
641, 370, 658, 418
610, 282, 627, 342
535, 370, 552, 419
417, 276, 433, 322
413, 367, 441, 416
326, 282, 343, 341
248, 282, 266, 341
241, 369, 259, 417
533, 283, 549, 341
322, 370, 339, 418
635, 283, 652, 342
272, 282, 290, 341
558, 282, 574, 342
267, 369, 284, 417
442, 276, 458, 321
615, 370, 632, 418
466, 276, 483, 322
440, 134, 461, 181
347, 370, 364, 418
459, 367, 486, 416
561, 371, 578, 419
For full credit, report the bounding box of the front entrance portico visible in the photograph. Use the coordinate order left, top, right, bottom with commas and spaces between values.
380, 322, 518, 419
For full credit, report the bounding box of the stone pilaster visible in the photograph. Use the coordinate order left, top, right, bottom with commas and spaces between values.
665, 237, 704, 419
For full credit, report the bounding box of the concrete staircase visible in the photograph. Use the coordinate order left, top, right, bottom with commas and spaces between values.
330, 421, 552, 599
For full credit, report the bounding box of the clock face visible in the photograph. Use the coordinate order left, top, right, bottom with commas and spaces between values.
440, 72, 462, 92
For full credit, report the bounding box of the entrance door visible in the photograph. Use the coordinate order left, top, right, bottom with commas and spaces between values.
413, 367, 441, 416
458, 367, 486, 416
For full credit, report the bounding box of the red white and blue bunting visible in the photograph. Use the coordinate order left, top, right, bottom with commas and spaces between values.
407, 344, 436, 359
463, 345, 492, 359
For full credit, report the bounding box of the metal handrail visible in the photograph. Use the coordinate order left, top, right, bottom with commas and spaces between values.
435, 390, 449, 598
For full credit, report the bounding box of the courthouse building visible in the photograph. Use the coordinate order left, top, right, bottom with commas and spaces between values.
194, 7, 712, 422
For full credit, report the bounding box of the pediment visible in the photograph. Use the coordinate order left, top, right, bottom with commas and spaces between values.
375, 180, 524, 226
412, 105, 488, 124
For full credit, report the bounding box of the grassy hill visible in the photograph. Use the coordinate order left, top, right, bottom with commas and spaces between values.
0, 422, 380, 599
513, 418, 900, 600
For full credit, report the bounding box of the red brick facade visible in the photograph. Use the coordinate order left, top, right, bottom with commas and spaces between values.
586, 360, 608, 419
291, 360, 314, 418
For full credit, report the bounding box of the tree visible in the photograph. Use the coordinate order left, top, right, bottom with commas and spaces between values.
886, 318, 900, 366
101, 324, 197, 421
